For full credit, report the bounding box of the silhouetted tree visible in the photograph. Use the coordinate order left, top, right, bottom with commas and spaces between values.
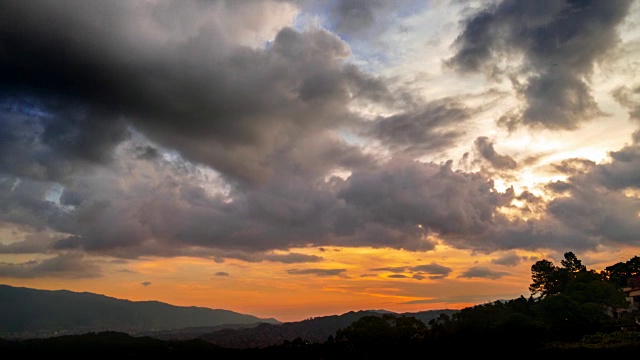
603, 255, 640, 287
530, 252, 586, 297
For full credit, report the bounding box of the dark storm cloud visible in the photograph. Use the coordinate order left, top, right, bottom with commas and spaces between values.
459, 266, 509, 279
286, 268, 347, 277
0, 254, 101, 278
9, 138, 631, 259
0, 0, 388, 187
338, 158, 514, 248
0, 106, 128, 182
474, 136, 517, 169
448, 0, 633, 129
0, 176, 71, 231
366, 99, 471, 155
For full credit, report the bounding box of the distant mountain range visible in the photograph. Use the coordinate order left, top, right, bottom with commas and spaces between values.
0, 284, 279, 338
0, 284, 459, 348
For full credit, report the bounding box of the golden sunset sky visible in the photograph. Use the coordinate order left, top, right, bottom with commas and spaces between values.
1, 0, 640, 322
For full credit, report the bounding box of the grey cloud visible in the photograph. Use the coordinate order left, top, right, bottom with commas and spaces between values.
213, 272, 229, 277
328, 0, 382, 35
0, 232, 57, 254
511, 146, 640, 251
459, 266, 509, 279
324, 0, 418, 39
338, 158, 514, 246
448, 0, 632, 129
548, 163, 640, 244
365, 99, 471, 155
262, 253, 323, 264
371, 263, 451, 280
490, 253, 524, 267
0, 254, 101, 278
474, 136, 517, 169
1, 0, 543, 262
612, 84, 640, 121
409, 263, 452, 279
0, 1, 388, 187
206, 251, 323, 264
546, 181, 572, 193
589, 145, 640, 190
141, 281, 152, 286
387, 274, 409, 279
286, 268, 347, 277
0, 176, 71, 231
552, 158, 596, 175
6, 141, 614, 259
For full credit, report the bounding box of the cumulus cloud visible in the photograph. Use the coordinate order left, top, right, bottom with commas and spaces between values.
447, 0, 632, 129
338, 158, 514, 249
474, 137, 517, 169
543, 148, 640, 245
0, 1, 387, 187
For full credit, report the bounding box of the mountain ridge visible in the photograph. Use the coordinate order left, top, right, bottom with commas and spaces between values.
199, 308, 459, 349
0, 284, 279, 338
0, 284, 459, 348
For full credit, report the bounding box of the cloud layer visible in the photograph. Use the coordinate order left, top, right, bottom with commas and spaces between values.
0, 0, 639, 281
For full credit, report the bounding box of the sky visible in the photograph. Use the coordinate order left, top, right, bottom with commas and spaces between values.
1, 0, 640, 322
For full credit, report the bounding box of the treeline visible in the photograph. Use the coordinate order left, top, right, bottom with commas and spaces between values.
264, 252, 640, 358
2, 253, 639, 359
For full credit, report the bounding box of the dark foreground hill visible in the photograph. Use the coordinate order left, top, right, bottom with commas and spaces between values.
0, 284, 279, 338
2, 330, 639, 360
200, 309, 459, 348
